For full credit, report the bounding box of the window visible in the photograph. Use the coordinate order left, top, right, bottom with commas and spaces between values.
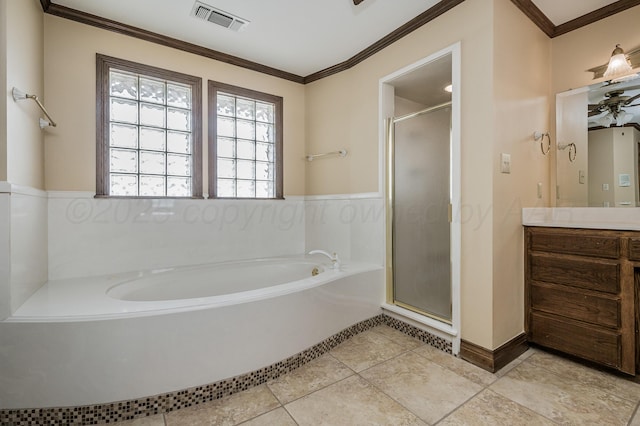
208, 81, 283, 199
96, 54, 202, 197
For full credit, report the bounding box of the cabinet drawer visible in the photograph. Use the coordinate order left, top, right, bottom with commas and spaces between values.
529, 312, 620, 368
629, 238, 640, 261
530, 283, 620, 328
530, 254, 620, 294
529, 231, 619, 258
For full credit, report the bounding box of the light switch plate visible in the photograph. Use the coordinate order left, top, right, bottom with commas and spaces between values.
578, 170, 585, 184
500, 153, 511, 174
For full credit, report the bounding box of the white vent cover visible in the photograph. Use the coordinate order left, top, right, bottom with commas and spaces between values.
191, 1, 249, 31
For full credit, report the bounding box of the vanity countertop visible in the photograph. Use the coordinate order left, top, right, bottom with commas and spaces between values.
522, 207, 640, 231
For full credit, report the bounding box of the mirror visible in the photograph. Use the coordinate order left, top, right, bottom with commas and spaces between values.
556, 74, 640, 207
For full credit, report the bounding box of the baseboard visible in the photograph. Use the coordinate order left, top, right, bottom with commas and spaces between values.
460, 333, 528, 373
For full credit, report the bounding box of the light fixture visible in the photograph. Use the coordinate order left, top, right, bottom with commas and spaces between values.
598, 113, 614, 128
616, 110, 633, 126
444, 84, 453, 93
588, 45, 640, 79
603, 44, 633, 80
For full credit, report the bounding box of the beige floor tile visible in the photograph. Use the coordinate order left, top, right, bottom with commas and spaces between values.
360, 351, 483, 424
285, 375, 426, 426
493, 347, 538, 378
630, 405, 640, 426
115, 414, 165, 426
369, 325, 424, 350
490, 362, 636, 425
238, 408, 296, 426
438, 389, 556, 426
526, 350, 640, 403
267, 354, 354, 404
413, 344, 497, 386
330, 330, 410, 372
164, 385, 280, 426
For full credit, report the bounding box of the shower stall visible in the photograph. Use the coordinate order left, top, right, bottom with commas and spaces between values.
381, 44, 461, 351
387, 103, 452, 322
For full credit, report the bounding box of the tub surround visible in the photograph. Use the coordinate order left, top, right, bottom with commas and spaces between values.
523, 207, 640, 231
0, 259, 385, 409
47, 191, 384, 281
0, 183, 48, 320
48, 192, 307, 280
0, 313, 450, 425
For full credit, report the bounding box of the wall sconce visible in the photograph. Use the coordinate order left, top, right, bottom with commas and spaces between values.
588, 44, 640, 80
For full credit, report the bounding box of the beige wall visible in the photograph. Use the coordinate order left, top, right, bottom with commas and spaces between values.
3, 0, 44, 188
31, 0, 640, 351
491, 0, 551, 348
0, 1, 6, 181
551, 5, 640, 95
305, 0, 552, 349
550, 5, 640, 206
43, 15, 306, 195
306, 0, 499, 347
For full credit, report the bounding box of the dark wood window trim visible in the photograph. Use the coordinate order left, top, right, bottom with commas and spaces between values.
208, 80, 284, 200
96, 54, 203, 198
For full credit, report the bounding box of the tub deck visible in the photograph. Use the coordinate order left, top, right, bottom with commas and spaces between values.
9, 258, 380, 321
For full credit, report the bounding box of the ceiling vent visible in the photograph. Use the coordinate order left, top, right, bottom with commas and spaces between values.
191, 1, 249, 32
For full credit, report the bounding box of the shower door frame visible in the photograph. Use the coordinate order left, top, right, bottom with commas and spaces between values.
379, 43, 461, 354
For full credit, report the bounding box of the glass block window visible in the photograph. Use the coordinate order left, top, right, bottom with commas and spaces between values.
96, 55, 202, 198
209, 81, 283, 199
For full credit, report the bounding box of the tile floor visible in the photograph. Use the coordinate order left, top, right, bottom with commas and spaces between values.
118, 325, 640, 425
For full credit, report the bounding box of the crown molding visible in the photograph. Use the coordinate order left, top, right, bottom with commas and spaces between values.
303, 0, 465, 84
44, 4, 305, 84
38, 1, 640, 83
511, 0, 640, 38
39, 0, 51, 12
40, 0, 464, 85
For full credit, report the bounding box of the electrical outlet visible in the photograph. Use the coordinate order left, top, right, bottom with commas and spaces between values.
602, 183, 609, 191
578, 170, 585, 184
537, 182, 542, 199
500, 153, 511, 174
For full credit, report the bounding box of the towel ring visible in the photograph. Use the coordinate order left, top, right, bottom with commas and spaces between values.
558, 142, 577, 163
533, 131, 551, 155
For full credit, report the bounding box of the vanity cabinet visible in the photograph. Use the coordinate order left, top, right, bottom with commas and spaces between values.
524, 226, 637, 375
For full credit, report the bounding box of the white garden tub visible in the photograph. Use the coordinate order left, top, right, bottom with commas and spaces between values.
0, 256, 384, 409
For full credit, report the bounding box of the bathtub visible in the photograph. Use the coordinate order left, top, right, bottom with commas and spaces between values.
0, 256, 384, 410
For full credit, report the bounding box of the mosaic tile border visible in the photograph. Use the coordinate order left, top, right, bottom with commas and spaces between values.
0, 313, 451, 426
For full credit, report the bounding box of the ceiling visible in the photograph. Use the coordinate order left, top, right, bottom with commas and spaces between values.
49, 0, 637, 79
531, 0, 618, 25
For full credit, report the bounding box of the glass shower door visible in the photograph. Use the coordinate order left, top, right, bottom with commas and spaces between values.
391, 106, 452, 322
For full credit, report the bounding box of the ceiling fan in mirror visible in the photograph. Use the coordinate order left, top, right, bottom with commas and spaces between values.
588, 84, 640, 128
